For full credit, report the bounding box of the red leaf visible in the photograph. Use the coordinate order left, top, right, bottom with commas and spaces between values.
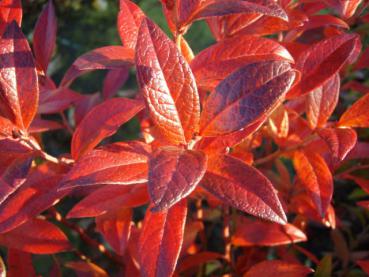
102, 67, 130, 99
0, 218, 71, 254
347, 142, 369, 160
358, 201, 369, 210
0, 165, 67, 233
71, 97, 144, 159
96, 208, 132, 256
197, 117, 265, 154
200, 61, 297, 136
288, 33, 360, 98
38, 80, 82, 114
29, 117, 63, 133
306, 73, 340, 129
191, 35, 294, 90
202, 154, 287, 224
0, 116, 15, 137
355, 46, 369, 70
118, 0, 146, 49
7, 249, 37, 277
317, 127, 357, 162
244, 260, 313, 277
186, 0, 288, 26
74, 92, 101, 125
325, 0, 363, 18
357, 260, 369, 274
0, 0, 22, 35
0, 21, 39, 130
61, 141, 150, 189
138, 199, 187, 277
232, 217, 306, 247
178, 252, 225, 273
293, 150, 333, 217
68, 184, 148, 219
33, 0, 57, 72
285, 14, 349, 42
0, 139, 33, 206
148, 146, 207, 211
60, 46, 134, 87
338, 93, 369, 128
135, 18, 200, 145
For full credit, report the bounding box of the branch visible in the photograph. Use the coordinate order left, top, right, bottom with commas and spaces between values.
253, 134, 317, 166
47, 208, 125, 267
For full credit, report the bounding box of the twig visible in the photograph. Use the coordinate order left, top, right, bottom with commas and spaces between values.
223, 206, 232, 276
21, 135, 74, 165
253, 134, 317, 166
59, 112, 74, 135
48, 208, 125, 267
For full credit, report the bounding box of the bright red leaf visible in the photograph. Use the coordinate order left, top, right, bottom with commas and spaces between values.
0, 218, 71, 254
0, 0, 22, 35
0, 165, 67, 233
338, 93, 369, 128
232, 217, 307, 247
67, 184, 148, 218
32, 0, 57, 72
96, 208, 132, 256
317, 127, 357, 162
191, 35, 294, 90
118, 0, 146, 49
135, 18, 200, 145
202, 154, 287, 224
71, 97, 144, 159
293, 150, 333, 217
244, 260, 313, 277
60, 46, 134, 87
0, 21, 39, 130
306, 73, 340, 129
138, 199, 187, 277
61, 141, 150, 189
288, 33, 360, 98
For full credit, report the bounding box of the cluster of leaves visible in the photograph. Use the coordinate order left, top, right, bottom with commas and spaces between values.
1, 0, 369, 276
